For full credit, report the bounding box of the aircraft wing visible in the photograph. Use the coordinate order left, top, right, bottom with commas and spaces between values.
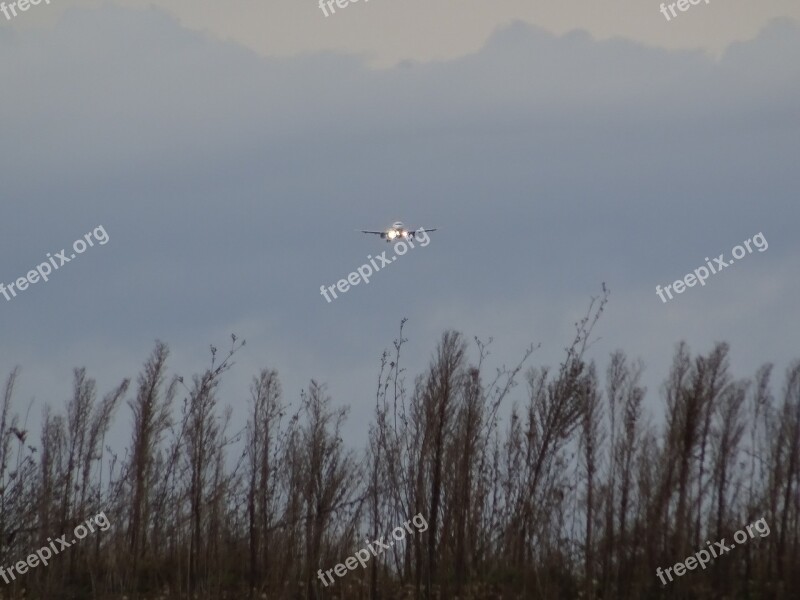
360, 230, 385, 235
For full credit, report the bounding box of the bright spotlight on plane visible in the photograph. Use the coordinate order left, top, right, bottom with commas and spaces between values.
360, 221, 438, 243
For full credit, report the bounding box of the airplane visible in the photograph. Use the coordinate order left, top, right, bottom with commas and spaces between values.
360, 221, 438, 242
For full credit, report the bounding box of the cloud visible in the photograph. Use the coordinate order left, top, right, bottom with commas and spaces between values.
16, 0, 800, 66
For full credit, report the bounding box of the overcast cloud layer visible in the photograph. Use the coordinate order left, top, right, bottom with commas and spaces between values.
10, 0, 800, 65
1, 5, 798, 445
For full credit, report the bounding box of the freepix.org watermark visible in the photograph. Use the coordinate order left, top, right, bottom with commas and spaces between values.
318, 0, 370, 18
656, 232, 767, 303
1, 0, 53, 22
1, 225, 109, 303
0, 512, 111, 584
317, 513, 428, 587
656, 517, 769, 585
659, 0, 711, 22
320, 227, 430, 303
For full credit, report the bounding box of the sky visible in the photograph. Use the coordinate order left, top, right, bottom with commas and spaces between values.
1, 1, 799, 447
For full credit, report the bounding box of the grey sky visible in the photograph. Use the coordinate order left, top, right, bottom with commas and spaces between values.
1, 3, 798, 446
